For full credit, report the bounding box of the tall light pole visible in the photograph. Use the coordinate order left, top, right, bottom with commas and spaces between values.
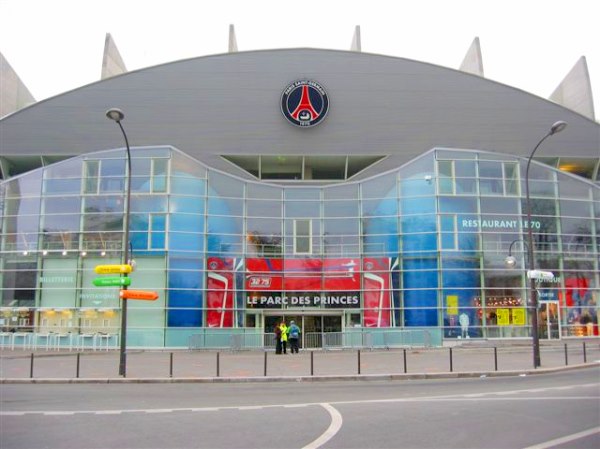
106, 108, 132, 377
524, 120, 567, 368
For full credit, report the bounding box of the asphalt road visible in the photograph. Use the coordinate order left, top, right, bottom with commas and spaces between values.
1, 367, 599, 449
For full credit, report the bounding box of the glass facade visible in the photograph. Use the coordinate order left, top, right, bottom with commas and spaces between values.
1, 147, 598, 348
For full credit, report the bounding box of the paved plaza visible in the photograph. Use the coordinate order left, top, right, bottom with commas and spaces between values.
1, 339, 599, 383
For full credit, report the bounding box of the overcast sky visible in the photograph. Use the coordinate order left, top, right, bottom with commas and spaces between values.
1, 0, 598, 116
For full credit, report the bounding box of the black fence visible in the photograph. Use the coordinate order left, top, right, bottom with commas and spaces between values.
1, 342, 599, 380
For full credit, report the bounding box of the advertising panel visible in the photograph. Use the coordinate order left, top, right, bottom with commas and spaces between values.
206, 257, 235, 327
212, 257, 392, 325
362, 258, 392, 327
245, 258, 361, 309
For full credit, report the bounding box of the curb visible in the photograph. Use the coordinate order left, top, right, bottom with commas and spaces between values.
2, 362, 597, 384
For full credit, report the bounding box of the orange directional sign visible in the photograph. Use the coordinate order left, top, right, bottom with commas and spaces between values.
119, 289, 158, 301
95, 264, 132, 274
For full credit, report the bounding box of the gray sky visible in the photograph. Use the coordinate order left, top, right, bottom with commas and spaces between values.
1, 0, 598, 116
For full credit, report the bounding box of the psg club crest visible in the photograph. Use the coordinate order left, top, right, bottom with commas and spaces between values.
281, 80, 329, 127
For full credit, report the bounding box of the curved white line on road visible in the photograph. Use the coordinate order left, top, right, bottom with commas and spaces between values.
302, 403, 343, 449
521, 426, 600, 449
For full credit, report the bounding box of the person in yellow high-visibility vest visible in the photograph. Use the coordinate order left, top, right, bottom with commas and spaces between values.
279, 321, 288, 354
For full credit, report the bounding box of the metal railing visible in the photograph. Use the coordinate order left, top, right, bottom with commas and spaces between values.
186, 329, 436, 350
0, 331, 118, 351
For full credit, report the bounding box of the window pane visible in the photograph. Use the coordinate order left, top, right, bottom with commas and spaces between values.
304, 156, 346, 180
294, 219, 311, 254
455, 160, 476, 178
262, 156, 302, 180
246, 200, 282, 218
479, 161, 502, 178
324, 200, 358, 218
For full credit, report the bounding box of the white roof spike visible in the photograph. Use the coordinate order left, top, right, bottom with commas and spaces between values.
550, 56, 595, 121
459, 37, 484, 77
101, 33, 127, 80
350, 25, 361, 52
229, 24, 238, 53
0, 51, 36, 117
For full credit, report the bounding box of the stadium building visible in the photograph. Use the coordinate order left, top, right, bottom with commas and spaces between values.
1, 30, 598, 349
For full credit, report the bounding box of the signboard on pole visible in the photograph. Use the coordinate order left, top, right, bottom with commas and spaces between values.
95, 264, 132, 274
93, 277, 131, 287
119, 289, 158, 301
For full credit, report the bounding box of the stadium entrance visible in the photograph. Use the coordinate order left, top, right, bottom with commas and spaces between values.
264, 312, 343, 349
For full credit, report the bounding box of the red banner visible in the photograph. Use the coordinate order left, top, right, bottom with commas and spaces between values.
212, 257, 392, 322
206, 257, 234, 328
246, 258, 361, 292
362, 258, 392, 327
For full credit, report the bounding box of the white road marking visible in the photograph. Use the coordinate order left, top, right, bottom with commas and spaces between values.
521, 426, 600, 449
302, 403, 343, 449
2, 382, 597, 416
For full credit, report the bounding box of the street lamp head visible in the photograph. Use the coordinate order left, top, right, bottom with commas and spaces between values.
504, 255, 517, 268
106, 108, 125, 122
549, 121, 567, 135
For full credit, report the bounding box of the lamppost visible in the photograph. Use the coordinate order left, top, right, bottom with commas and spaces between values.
504, 239, 529, 269
106, 108, 132, 377
522, 120, 567, 368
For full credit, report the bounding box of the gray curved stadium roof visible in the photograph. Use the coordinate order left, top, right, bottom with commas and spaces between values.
1, 48, 598, 180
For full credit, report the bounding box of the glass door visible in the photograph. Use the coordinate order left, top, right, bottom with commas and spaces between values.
539, 301, 561, 340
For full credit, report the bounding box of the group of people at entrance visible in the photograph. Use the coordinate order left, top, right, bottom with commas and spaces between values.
275, 320, 301, 354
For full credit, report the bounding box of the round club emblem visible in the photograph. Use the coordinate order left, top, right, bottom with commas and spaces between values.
281, 80, 329, 127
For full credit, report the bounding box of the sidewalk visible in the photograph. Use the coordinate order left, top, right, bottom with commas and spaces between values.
1, 340, 599, 384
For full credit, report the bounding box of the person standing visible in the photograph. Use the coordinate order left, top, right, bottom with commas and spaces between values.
288, 320, 301, 354
279, 321, 288, 354
274, 323, 282, 354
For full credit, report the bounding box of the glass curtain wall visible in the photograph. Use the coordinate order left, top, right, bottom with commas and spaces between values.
0, 147, 598, 348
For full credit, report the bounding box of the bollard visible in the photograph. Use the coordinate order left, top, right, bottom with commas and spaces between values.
170, 352, 174, 378
264, 352, 267, 377
30, 353, 34, 378
449, 347, 453, 372
76, 353, 81, 378
494, 347, 498, 372
216, 352, 220, 377
311, 351, 314, 376
358, 349, 361, 375
564, 344, 568, 366
583, 342, 587, 363
403, 348, 407, 373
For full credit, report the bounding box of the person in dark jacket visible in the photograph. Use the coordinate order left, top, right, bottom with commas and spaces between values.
274, 323, 282, 354
288, 320, 301, 354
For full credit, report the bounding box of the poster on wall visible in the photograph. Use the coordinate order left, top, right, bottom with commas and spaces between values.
245, 258, 361, 308
362, 258, 392, 327
206, 257, 235, 327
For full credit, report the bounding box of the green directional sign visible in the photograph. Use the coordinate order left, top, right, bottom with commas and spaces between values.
93, 276, 131, 287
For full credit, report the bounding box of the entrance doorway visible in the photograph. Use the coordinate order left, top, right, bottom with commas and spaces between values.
538, 301, 560, 339
264, 314, 343, 349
